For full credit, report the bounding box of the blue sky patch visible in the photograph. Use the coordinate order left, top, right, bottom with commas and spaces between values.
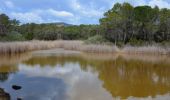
0, 0, 170, 24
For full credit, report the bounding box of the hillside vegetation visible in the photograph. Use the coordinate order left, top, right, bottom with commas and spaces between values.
0, 2, 170, 54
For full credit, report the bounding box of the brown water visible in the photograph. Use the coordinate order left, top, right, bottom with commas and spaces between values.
0, 49, 170, 100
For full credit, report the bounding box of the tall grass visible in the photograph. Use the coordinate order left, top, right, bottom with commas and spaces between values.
0, 40, 80, 54
122, 45, 169, 55
0, 40, 119, 54
0, 40, 170, 55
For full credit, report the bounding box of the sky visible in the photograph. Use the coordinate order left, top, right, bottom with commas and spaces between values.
0, 0, 170, 25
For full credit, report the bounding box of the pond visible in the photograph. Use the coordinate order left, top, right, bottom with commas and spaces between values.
0, 49, 170, 100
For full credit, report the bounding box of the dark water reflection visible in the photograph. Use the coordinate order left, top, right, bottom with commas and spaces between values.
0, 50, 170, 100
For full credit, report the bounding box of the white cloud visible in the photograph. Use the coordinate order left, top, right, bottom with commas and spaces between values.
71, 0, 82, 10
103, 0, 147, 8
133, 0, 147, 6
10, 8, 74, 23
70, 0, 103, 18
47, 9, 74, 17
18, 63, 113, 100
4, 1, 15, 8
149, 0, 170, 8
11, 12, 44, 23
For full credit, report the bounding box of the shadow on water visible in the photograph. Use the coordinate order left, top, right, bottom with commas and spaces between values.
0, 50, 170, 99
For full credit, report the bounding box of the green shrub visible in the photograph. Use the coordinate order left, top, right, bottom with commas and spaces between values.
24, 33, 34, 40
116, 41, 124, 48
5, 31, 25, 41
85, 35, 109, 44
160, 41, 170, 47
34, 32, 59, 40
0, 36, 6, 41
129, 38, 145, 46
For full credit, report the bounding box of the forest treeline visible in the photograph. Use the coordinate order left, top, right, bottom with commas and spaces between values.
0, 2, 170, 46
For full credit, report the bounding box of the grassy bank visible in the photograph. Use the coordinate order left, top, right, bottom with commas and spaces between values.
0, 40, 169, 55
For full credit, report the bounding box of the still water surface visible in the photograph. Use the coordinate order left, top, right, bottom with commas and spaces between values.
0, 49, 170, 100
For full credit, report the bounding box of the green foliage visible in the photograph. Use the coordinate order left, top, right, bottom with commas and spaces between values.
63, 26, 81, 40
100, 2, 134, 44
6, 31, 25, 41
100, 2, 170, 45
160, 41, 170, 47
85, 35, 109, 44
24, 33, 34, 40
35, 32, 59, 40
116, 42, 124, 47
0, 14, 10, 35
0, 31, 25, 41
0, 3, 170, 46
134, 6, 154, 22
0, 14, 10, 26
129, 38, 145, 46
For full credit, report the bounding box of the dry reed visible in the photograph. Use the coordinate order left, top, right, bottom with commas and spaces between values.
0, 40, 119, 54
122, 45, 169, 55
0, 40, 170, 55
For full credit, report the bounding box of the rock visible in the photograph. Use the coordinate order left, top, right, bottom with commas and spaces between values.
0, 88, 10, 100
12, 85, 22, 90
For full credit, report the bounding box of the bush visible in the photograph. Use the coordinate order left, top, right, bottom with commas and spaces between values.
116, 41, 124, 48
5, 31, 25, 41
85, 35, 109, 44
34, 32, 59, 40
0, 36, 6, 41
24, 33, 34, 40
160, 41, 170, 47
129, 38, 145, 46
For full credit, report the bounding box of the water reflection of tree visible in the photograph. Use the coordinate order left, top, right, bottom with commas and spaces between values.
0, 53, 30, 81
0, 65, 18, 73
80, 55, 170, 99
0, 65, 18, 82
0, 53, 32, 66
23, 55, 83, 67
94, 57, 170, 99
23, 54, 170, 99
0, 73, 10, 82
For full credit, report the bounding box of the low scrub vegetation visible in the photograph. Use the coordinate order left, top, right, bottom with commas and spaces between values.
0, 2, 170, 55
85, 35, 110, 44
1, 3, 170, 46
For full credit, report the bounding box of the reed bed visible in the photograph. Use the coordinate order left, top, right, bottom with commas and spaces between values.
0, 40, 119, 54
120, 54, 170, 63
0, 40, 81, 54
122, 46, 169, 55
0, 40, 170, 55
